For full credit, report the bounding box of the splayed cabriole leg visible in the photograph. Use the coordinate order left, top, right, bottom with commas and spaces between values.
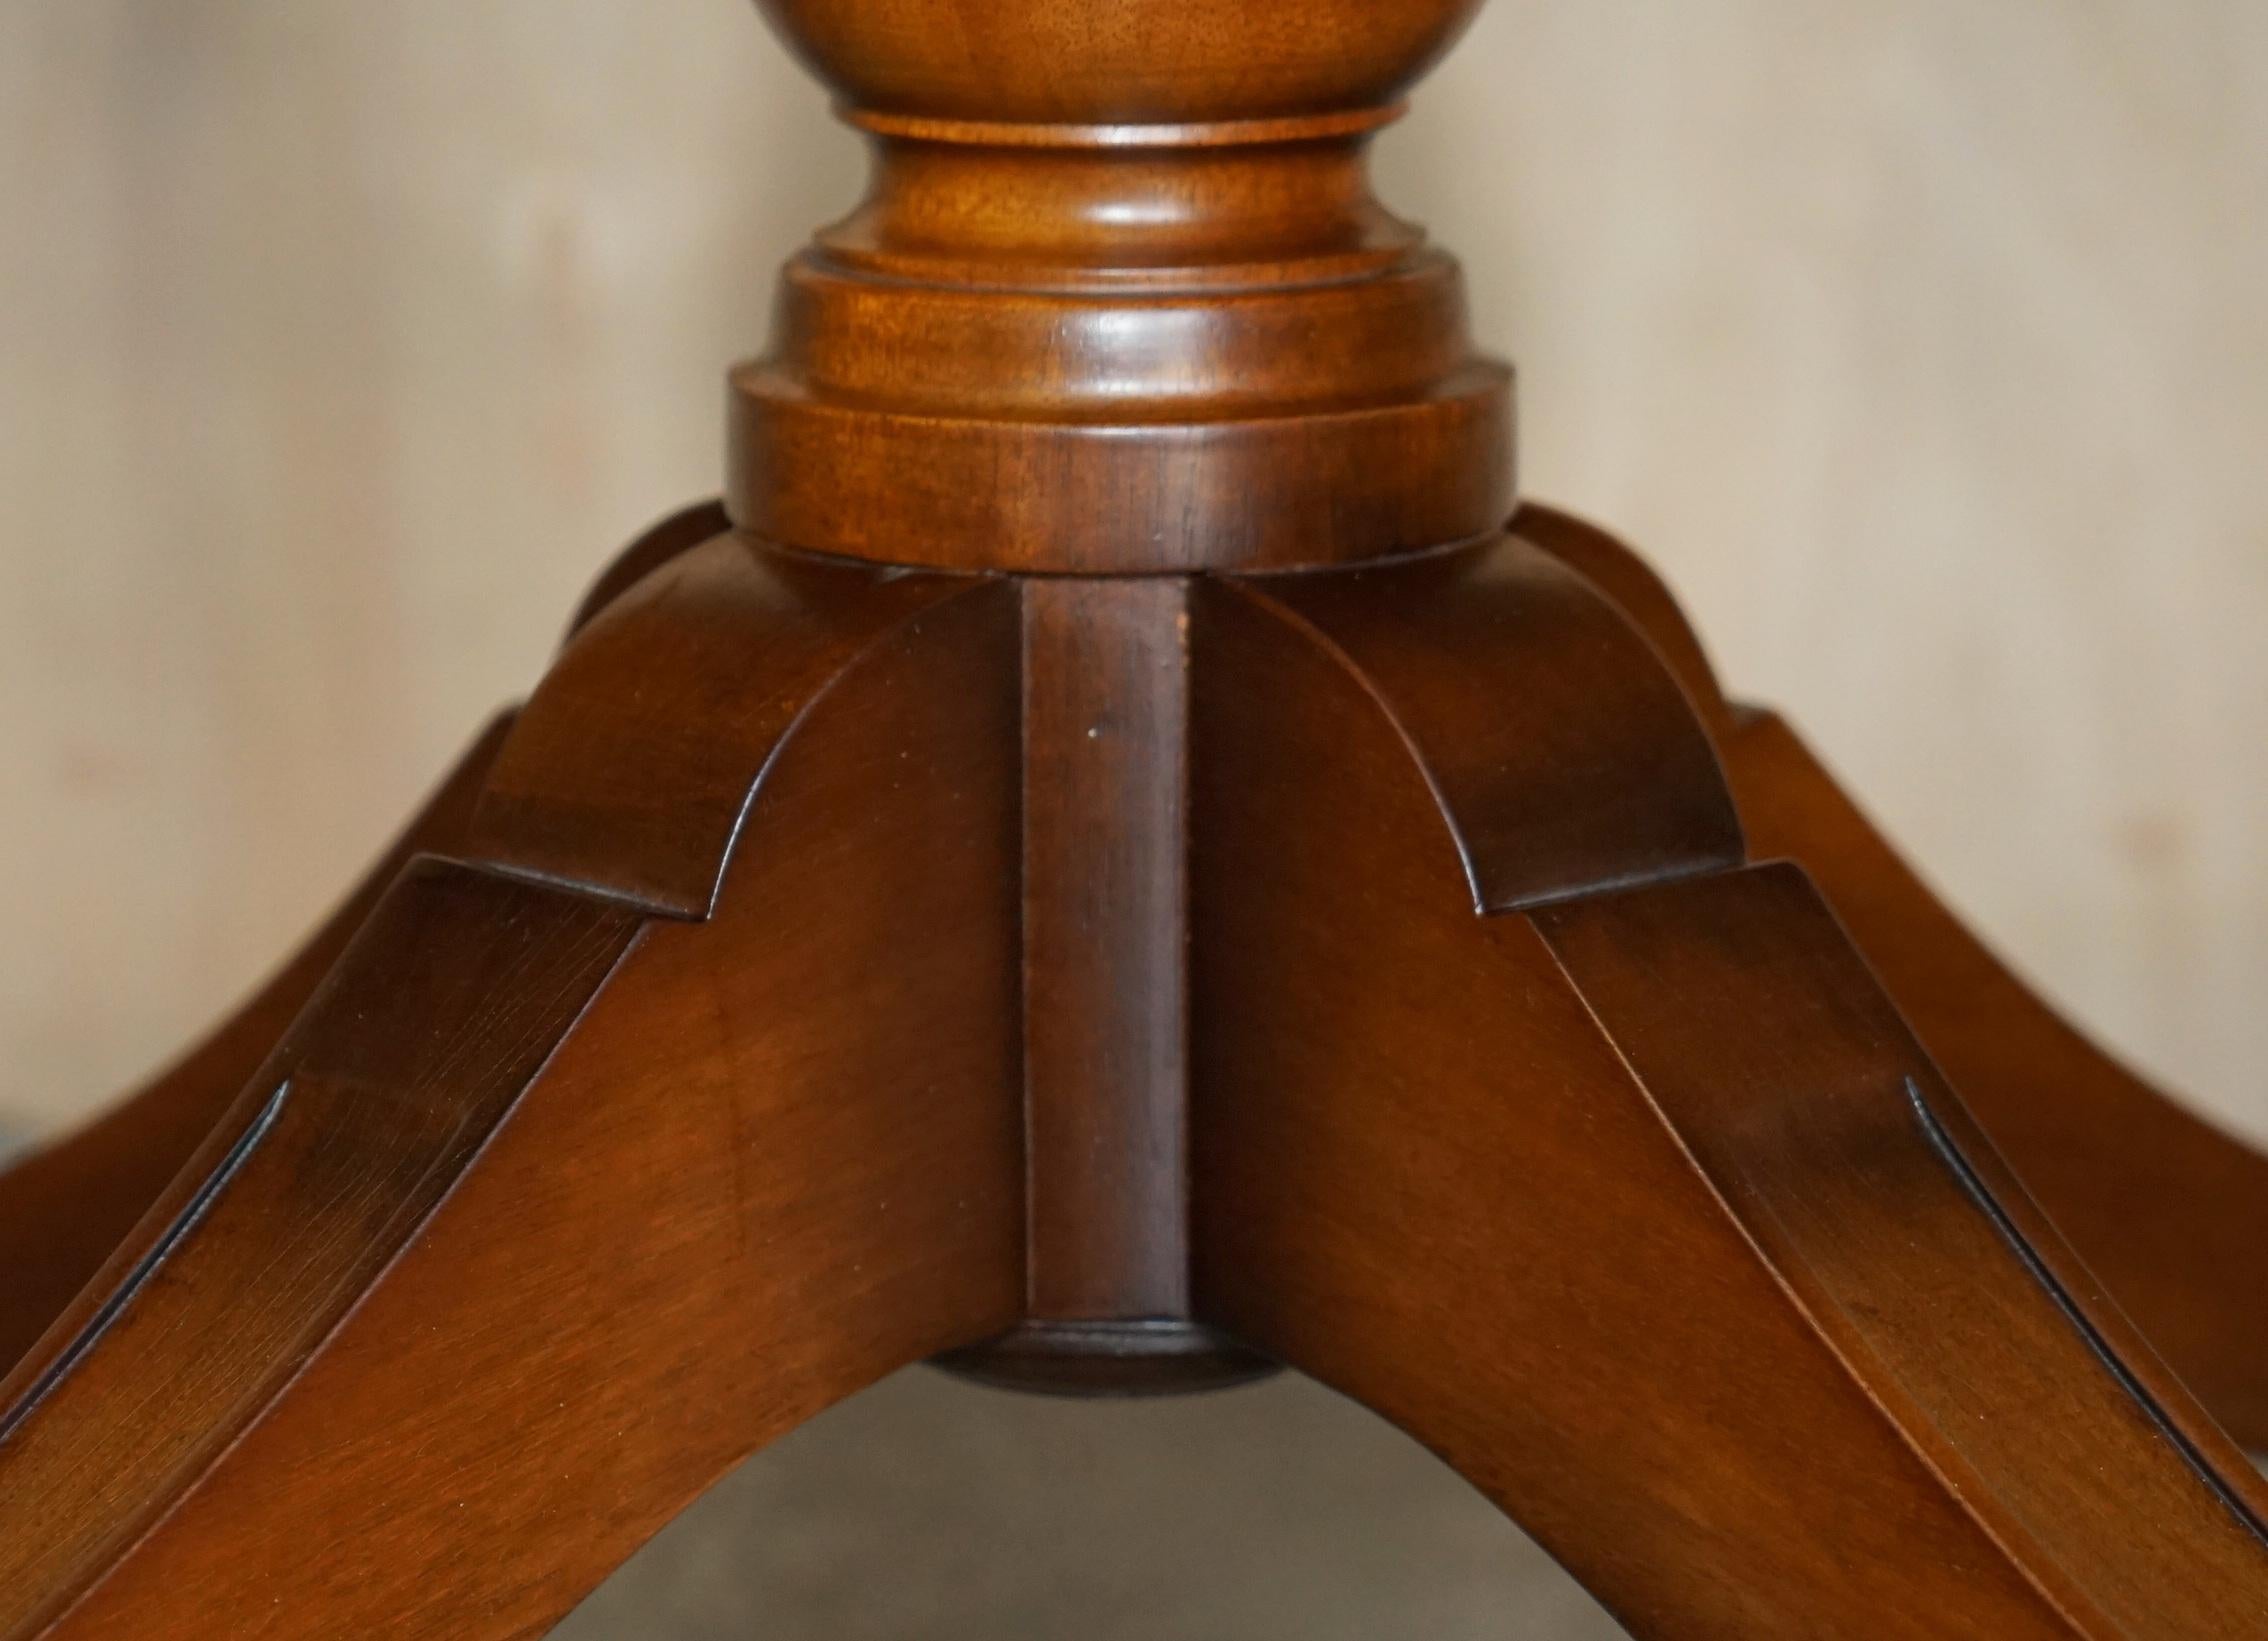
0, 537, 1027, 1638
1186, 548, 2268, 1637
7, 517, 2266, 1638
17, 514, 2257, 1640
0, 714, 508, 1376
1526, 504, 2268, 1450
0, 499, 730, 1383
8, 0, 2264, 1630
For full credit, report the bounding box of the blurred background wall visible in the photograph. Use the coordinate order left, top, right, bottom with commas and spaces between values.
2, 2, 2263, 1635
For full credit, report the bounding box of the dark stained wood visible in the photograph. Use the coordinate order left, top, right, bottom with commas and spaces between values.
0, 863, 643, 1636
8, 0, 2262, 1631
0, 505, 766, 1389
0, 713, 511, 1379
566, 497, 731, 636
1522, 502, 2268, 1450
730, 0, 1511, 572
471, 530, 975, 915
2, 565, 1026, 1638
1240, 528, 1746, 909
1728, 708, 2268, 1450
1512, 502, 1734, 729
943, 578, 1272, 1395
1187, 577, 2268, 1636
1018, 578, 1191, 1322
1537, 870, 2268, 1634
755, 0, 1491, 124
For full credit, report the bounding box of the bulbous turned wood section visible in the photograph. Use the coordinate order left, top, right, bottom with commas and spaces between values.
731, 0, 1511, 573
6, 0, 2268, 1635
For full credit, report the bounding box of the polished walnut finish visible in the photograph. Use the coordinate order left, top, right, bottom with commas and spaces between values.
1523, 507, 2268, 1450
731, 0, 1510, 573
4, 1, 2266, 1636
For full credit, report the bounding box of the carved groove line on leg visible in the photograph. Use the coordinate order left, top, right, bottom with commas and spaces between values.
1905, 1076, 2268, 1544
0, 1083, 288, 1450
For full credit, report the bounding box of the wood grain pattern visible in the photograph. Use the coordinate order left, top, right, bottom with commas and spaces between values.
0, 714, 511, 1379
729, 0, 1511, 572
2, 551, 1026, 1638
3, 2, 2263, 1634
10, 1, 2262, 1160
567, 499, 733, 637
471, 530, 975, 915
1188, 575, 2268, 1635
0, 861, 644, 1634
1727, 709, 2268, 1451
1018, 579, 1192, 1322
1525, 503, 2268, 1452
1239, 529, 1744, 910
941, 578, 1275, 1395
1535, 869, 2268, 1635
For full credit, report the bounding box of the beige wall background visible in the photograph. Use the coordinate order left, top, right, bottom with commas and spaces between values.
3, 2, 2263, 1635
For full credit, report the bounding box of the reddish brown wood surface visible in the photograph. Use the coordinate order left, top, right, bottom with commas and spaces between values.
1187, 570, 2268, 1636
1242, 528, 1745, 909
0, 492, 755, 1393
1524, 502, 2268, 1451
567, 497, 732, 636
0, 863, 644, 1635
1018, 579, 1194, 1322
1, 543, 1026, 1637
6, 0, 2263, 1631
1730, 710, 2268, 1450
731, 0, 1510, 572
472, 530, 974, 916
943, 578, 1274, 1394
1537, 871, 2268, 1634
0, 714, 510, 1380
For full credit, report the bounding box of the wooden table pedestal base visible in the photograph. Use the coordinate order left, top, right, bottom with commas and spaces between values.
4, 0, 2266, 1634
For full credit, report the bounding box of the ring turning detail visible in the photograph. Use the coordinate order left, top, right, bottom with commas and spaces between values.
3, 2, 2267, 1637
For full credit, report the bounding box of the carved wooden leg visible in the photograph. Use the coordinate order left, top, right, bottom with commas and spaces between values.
1189, 541, 2268, 1638
16, 0, 2256, 1626
1726, 712, 2268, 1449
1525, 504, 2268, 1448
0, 501, 728, 1380
0, 713, 510, 1376
0, 536, 1024, 1638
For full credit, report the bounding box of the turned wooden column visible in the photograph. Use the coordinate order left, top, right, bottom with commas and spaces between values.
9, 5, 2268, 1637
725, 0, 1513, 1391
734, 0, 1511, 574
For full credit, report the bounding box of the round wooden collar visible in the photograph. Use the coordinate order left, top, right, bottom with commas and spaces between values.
731, 0, 1513, 573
